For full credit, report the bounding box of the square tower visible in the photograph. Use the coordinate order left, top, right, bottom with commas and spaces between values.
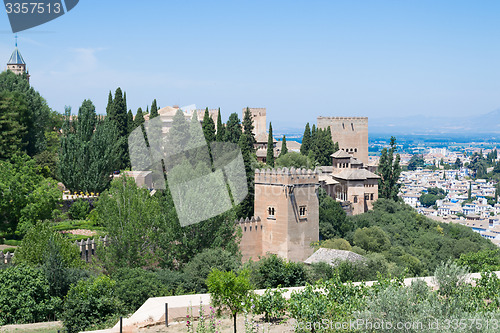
242, 108, 266, 136
317, 117, 369, 165
253, 167, 319, 262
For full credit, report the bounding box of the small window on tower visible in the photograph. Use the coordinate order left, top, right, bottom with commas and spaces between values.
353, 196, 358, 203
299, 206, 307, 217
268, 207, 275, 219
351, 123, 354, 131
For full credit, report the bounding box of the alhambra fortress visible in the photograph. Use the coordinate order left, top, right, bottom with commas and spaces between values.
6, 44, 379, 264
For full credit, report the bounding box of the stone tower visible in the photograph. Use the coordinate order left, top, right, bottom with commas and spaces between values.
317, 117, 368, 165
6, 37, 29, 82
238, 167, 319, 262
242, 107, 266, 136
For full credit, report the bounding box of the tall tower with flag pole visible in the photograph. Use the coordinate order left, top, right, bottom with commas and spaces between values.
6, 35, 29, 82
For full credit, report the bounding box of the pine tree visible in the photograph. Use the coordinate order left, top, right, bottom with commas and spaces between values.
224, 113, 242, 144
134, 107, 145, 127
377, 136, 401, 201
266, 122, 274, 167
216, 108, 225, 142
242, 107, 256, 150
202, 107, 216, 143
150, 99, 159, 119
468, 182, 472, 200
279, 135, 288, 157
300, 123, 311, 156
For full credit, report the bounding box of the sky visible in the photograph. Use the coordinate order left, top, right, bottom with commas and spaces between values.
1, 1, 500, 130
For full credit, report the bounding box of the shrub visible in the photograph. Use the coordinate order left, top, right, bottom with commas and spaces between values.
255, 287, 287, 322
69, 199, 90, 220
14, 220, 82, 268
112, 268, 172, 314
62, 275, 122, 333
320, 238, 352, 251
0, 265, 60, 325
433, 260, 469, 297
182, 248, 241, 293
251, 254, 308, 289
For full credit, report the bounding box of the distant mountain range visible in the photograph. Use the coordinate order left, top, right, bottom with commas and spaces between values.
369, 109, 500, 135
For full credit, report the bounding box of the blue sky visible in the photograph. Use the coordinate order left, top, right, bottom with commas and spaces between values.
1, 1, 500, 129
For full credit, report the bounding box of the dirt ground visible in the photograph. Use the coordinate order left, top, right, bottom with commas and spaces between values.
138, 315, 295, 333
0, 321, 63, 333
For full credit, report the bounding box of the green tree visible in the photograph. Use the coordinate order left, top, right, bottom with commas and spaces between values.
183, 248, 241, 293
201, 107, 216, 143
150, 99, 159, 118
455, 157, 463, 170
59, 102, 120, 193
408, 154, 425, 171
456, 249, 500, 273
279, 135, 288, 157
250, 254, 308, 289
108, 88, 129, 169
242, 107, 256, 150
275, 151, 314, 169
266, 122, 274, 167
127, 109, 134, 134
224, 113, 242, 144
94, 177, 167, 271
216, 108, 225, 142
237, 133, 254, 218
134, 107, 145, 127
378, 136, 401, 201
300, 123, 311, 155
206, 269, 253, 333
62, 275, 122, 333
353, 226, 391, 253
0, 71, 51, 156
15, 220, 82, 268
112, 268, 173, 314
318, 188, 349, 239
0, 154, 60, 234
0, 91, 28, 159
0, 265, 60, 325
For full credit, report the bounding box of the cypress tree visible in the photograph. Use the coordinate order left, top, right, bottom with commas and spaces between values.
105, 91, 113, 118
202, 107, 216, 143
377, 136, 401, 201
127, 109, 134, 134
216, 108, 225, 142
242, 107, 256, 150
266, 122, 274, 167
279, 135, 288, 157
109, 88, 129, 169
134, 107, 145, 127
300, 122, 311, 155
224, 113, 242, 144
237, 133, 254, 218
150, 99, 159, 118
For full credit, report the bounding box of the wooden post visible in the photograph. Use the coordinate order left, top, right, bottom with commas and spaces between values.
165, 303, 169, 327
120, 316, 123, 333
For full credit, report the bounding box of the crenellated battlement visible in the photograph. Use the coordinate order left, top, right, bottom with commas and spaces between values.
235, 216, 261, 224
317, 116, 368, 120
254, 167, 319, 185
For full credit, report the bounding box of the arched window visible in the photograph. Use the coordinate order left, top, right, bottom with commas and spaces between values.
353, 196, 358, 203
